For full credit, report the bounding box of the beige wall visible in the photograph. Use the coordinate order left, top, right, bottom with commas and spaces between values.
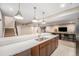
46, 25, 58, 32
17, 24, 32, 35
4, 16, 42, 36
5, 16, 15, 28
46, 24, 76, 33
17, 24, 41, 35
17, 23, 76, 35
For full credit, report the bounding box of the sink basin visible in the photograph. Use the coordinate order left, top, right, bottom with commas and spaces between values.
35, 37, 48, 41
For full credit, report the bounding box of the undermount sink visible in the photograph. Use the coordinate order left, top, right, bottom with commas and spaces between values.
35, 37, 48, 41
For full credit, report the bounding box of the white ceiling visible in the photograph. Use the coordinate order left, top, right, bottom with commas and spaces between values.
0, 3, 79, 23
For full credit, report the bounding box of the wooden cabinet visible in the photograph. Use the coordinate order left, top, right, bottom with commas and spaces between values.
40, 46, 47, 56
15, 37, 58, 56
31, 45, 39, 56
31, 37, 58, 56
15, 49, 31, 56
51, 37, 58, 53
46, 41, 51, 56
39, 41, 49, 56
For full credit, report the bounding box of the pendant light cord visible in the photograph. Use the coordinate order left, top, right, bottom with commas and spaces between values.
14, 0, 23, 19
18, 3, 20, 11
33, 7, 36, 19
42, 11, 45, 22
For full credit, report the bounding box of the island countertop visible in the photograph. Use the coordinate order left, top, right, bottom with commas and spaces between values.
0, 33, 58, 56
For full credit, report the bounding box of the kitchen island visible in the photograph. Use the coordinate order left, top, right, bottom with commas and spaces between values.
0, 33, 58, 56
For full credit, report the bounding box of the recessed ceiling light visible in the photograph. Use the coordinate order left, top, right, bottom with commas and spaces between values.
9, 8, 13, 11
60, 4, 66, 8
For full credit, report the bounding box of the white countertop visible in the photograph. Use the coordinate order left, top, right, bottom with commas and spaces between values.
0, 33, 58, 56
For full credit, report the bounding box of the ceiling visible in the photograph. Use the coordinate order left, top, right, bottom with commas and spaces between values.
0, 3, 79, 24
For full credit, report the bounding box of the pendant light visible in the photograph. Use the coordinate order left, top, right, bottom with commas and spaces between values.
42, 11, 46, 24
14, 3, 23, 20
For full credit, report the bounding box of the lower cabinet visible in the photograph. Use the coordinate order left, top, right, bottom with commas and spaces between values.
39, 41, 49, 56
31, 37, 58, 56
40, 46, 47, 56
15, 37, 58, 56
51, 38, 58, 52
15, 49, 31, 56
31, 45, 40, 56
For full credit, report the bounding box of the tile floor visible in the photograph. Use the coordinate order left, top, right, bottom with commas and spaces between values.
51, 40, 76, 56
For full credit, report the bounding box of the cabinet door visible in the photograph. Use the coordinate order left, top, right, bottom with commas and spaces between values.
40, 46, 47, 56
40, 41, 51, 56
46, 40, 52, 56
46, 43, 51, 56
51, 39, 55, 52
51, 38, 58, 53
31, 45, 39, 56
40, 41, 48, 56
54, 37, 58, 48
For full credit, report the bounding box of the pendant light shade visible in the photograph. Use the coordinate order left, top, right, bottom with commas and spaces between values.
14, 10, 23, 19
14, 3, 23, 20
